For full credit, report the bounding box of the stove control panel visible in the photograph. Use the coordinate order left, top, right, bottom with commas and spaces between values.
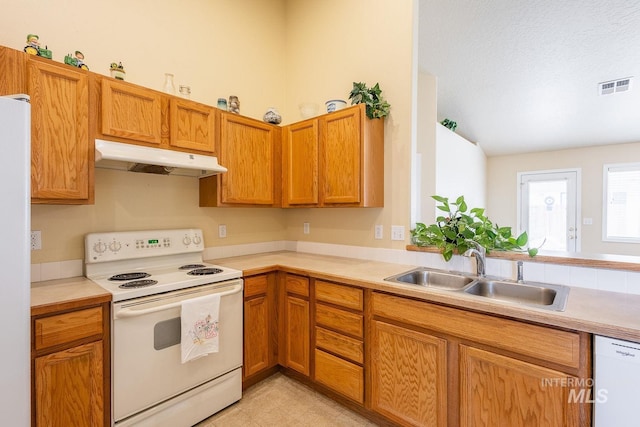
85, 229, 205, 262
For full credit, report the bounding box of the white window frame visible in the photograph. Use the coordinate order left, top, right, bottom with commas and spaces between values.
602, 162, 640, 243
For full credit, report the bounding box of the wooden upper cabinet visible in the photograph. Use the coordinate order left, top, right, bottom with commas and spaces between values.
320, 106, 362, 204
0, 46, 26, 95
282, 119, 319, 206
282, 104, 384, 208
100, 78, 162, 145
200, 111, 280, 206
169, 98, 217, 154
28, 58, 92, 204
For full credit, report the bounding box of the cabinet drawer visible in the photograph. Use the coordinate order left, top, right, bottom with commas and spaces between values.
286, 274, 309, 297
315, 349, 363, 403
316, 303, 363, 339
315, 326, 363, 364
35, 307, 103, 350
244, 275, 268, 298
372, 292, 581, 369
315, 280, 363, 311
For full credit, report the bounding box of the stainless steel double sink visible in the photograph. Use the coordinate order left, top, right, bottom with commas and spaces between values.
384, 267, 569, 311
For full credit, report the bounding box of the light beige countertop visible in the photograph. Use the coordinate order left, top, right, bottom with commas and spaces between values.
208, 251, 640, 343
31, 276, 111, 316
30, 251, 640, 342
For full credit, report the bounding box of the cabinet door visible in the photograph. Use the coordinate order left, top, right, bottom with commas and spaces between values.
282, 120, 319, 206
285, 294, 310, 376
244, 295, 270, 377
35, 341, 104, 427
219, 113, 276, 204
169, 98, 216, 153
319, 107, 362, 205
371, 320, 448, 427
28, 59, 90, 202
459, 345, 581, 427
101, 79, 162, 145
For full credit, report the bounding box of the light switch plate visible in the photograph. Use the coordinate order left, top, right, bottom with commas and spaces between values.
391, 225, 405, 241
303, 222, 310, 234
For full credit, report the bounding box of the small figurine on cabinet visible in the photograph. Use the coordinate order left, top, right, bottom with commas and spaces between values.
64, 51, 89, 70
23, 34, 52, 59
109, 62, 126, 80
228, 95, 240, 114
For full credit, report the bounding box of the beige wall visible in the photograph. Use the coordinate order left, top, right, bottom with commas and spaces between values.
2, 0, 417, 263
487, 141, 640, 256
283, 0, 417, 248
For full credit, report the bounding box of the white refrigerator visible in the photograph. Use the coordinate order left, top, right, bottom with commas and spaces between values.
0, 95, 31, 425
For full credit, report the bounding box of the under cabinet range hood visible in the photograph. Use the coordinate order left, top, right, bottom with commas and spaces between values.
95, 139, 227, 178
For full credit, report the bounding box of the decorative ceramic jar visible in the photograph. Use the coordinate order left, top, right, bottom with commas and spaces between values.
325, 99, 347, 113
263, 108, 282, 124
299, 103, 319, 119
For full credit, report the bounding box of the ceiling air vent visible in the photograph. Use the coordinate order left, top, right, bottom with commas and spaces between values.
599, 77, 633, 95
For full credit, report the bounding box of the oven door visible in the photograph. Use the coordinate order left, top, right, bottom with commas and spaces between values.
112, 279, 243, 423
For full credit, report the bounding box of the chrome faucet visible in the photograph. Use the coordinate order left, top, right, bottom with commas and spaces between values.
463, 241, 486, 277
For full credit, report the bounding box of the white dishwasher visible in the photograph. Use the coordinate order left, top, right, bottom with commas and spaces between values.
594, 335, 640, 426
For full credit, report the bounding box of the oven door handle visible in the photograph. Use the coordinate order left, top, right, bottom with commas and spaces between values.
114, 283, 242, 319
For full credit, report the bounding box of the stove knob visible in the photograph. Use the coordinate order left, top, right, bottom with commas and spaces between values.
109, 241, 122, 252
193, 234, 202, 245
183, 236, 192, 246
93, 241, 107, 254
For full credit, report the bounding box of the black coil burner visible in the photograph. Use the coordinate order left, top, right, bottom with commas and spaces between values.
187, 268, 223, 276
179, 264, 206, 270
109, 272, 150, 281
118, 279, 158, 289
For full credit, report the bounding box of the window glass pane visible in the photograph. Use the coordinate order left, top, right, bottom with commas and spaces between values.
527, 180, 568, 251
605, 165, 640, 241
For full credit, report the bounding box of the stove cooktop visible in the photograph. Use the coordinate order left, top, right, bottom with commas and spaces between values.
84, 229, 242, 301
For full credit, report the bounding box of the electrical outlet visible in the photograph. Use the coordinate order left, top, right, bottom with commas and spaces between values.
31, 230, 42, 250
303, 222, 310, 234
374, 225, 383, 240
391, 225, 405, 241
218, 224, 227, 238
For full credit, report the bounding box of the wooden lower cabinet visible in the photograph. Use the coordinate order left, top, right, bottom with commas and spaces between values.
35, 341, 104, 427
370, 320, 448, 427
243, 273, 277, 382
369, 292, 591, 427
242, 275, 592, 427
32, 302, 110, 427
283, 274, 310, 376
459, 345, 582, 427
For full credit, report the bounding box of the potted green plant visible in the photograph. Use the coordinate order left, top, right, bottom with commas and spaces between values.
348, 82, 390, 119
411, 195, 539, 261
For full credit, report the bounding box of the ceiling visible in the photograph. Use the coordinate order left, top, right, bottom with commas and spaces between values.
418, 0, 640, 156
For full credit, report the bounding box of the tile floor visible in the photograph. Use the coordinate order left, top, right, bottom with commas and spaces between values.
195, 373, 379, 427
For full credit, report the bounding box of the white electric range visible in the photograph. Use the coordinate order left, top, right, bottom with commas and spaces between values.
85, 229, 243, 427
